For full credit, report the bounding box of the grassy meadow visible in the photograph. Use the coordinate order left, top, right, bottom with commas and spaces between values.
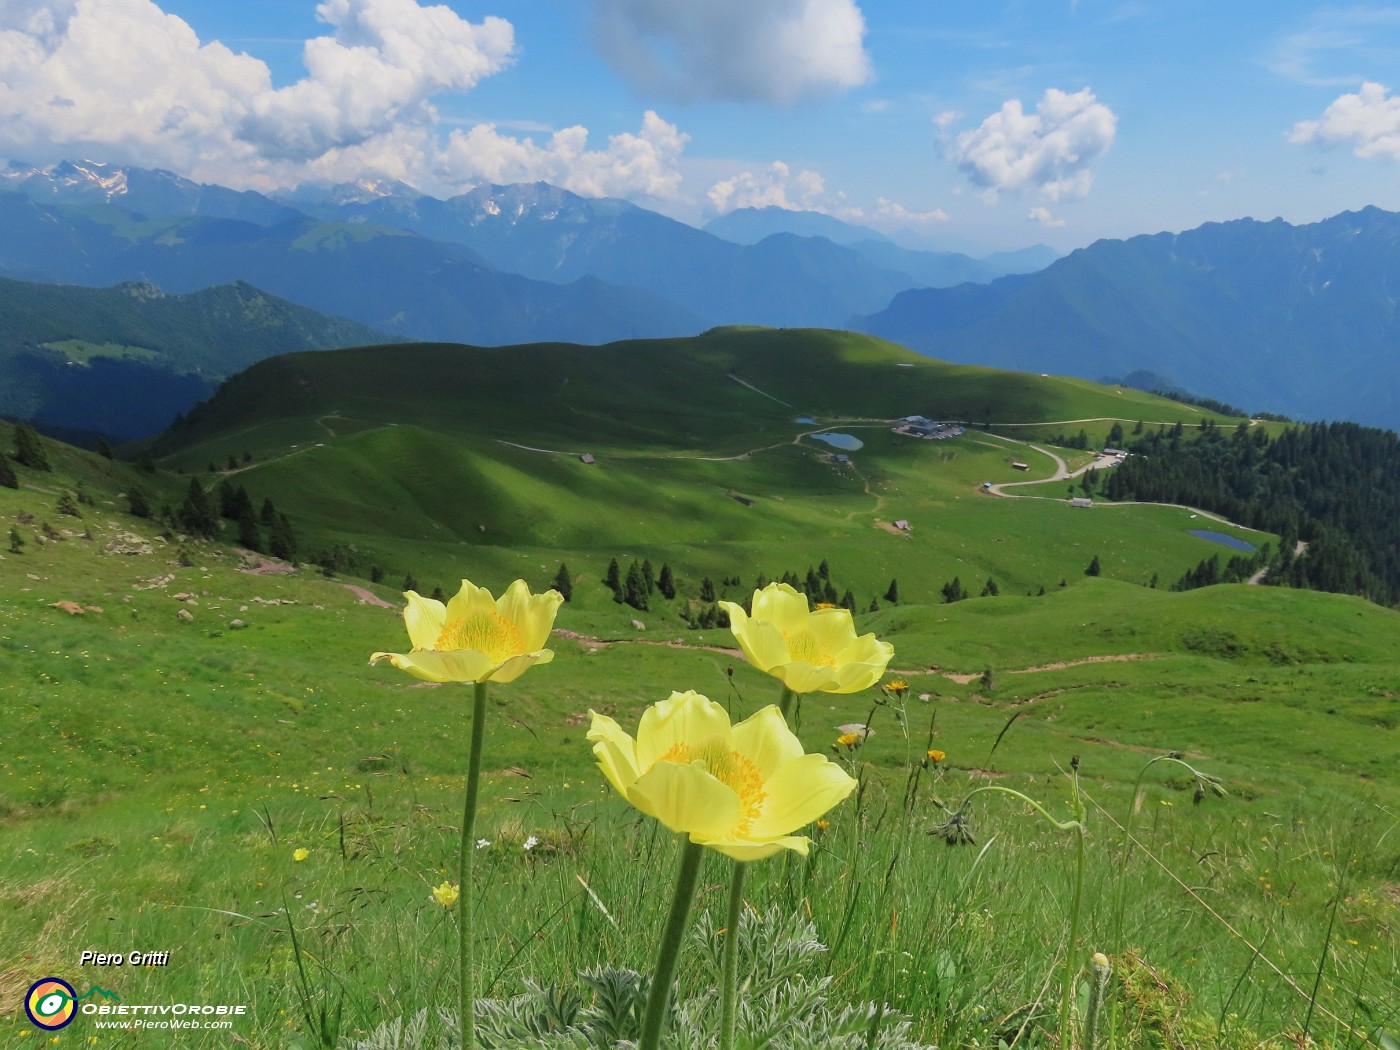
3, 329, 1397, 1048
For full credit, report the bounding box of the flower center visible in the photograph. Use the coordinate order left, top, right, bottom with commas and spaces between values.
654, 737, 767, 835
434, 612, 524, 662
782, 629, 838, 667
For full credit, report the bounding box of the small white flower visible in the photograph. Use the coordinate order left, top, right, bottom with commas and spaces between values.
475, 838, 492, 849
522, 835, 539, 851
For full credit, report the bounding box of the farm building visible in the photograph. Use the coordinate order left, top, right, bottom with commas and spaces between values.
1069, 496, 1094, 508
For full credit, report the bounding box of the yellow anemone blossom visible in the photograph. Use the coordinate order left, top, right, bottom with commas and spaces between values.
587, 690, 856, 861
431, 881, 460, 908
293, 848, 309, 862
370, 579, 563, 684
718, 583, 893, 694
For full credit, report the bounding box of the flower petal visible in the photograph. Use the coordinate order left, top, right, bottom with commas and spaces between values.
496, 579, 563, 652
728, 616, 791, 675
698, 835, 809, 861
803, 607, 861, 655
748, 753, 857, 839
370, 648, 498, 684
403, 590, 446, 650
444, 579, 498, 625
768, 660, 843, 695
628, 761, 741, 839
635, 691, 732, 772
748, 583, 812, 633
481, 649, 553, 683
730, 705, 804, 779
587, 712, 641, 798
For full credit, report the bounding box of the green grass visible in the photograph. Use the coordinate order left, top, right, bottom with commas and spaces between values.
3, 337, 1396, 1048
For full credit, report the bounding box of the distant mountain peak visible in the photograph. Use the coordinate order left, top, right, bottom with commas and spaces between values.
3, 158, 133, 200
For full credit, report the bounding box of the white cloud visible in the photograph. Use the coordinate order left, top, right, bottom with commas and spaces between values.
1027, 206, 1066, 227
707, 162, 947, 229
708, 162, 828, 213
590, 0, 870, 105
439, 111, 689, 199
947, 87, 1117, 202
1289, 80, 1400, 161
0, 0, 694, 200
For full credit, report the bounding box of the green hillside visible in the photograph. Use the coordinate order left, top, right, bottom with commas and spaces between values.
1, 422, 1396, 1048
0, 276, 390, 440
5, 333, 1395, 1047
147, 328, 1260, 609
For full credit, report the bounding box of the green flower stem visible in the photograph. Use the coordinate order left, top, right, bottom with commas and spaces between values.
778, 685, 797, 720
720, 861, 747, 1050
1059, 824, 1087, 1044
639, 839, 706, 1050
458, 680, 489, 1050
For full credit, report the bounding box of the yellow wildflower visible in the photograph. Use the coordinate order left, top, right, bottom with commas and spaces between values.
836, 732, 861, 748
814, 602, 836, 609
884, 678, 908, 696
587, 690, 856, 861
927, 749, 946, 763
719, 583, 893, 694
293, 848, 309, 862
371, 578, 563, 684
431, 881, 460, 908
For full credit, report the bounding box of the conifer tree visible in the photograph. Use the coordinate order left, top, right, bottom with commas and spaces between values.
0, 454, 17, 490
605, 557, 621, 595
839, 588, 855, 611
431, 585, 446, 602
12, 423, 49, 471
657, 563, 676, 599
1085, 555, 1102, 577
403, 572, 418, 592
641, 558, 655, 593
624, 562, 649, 611
137, 449, 157, 475
699, 576, 716, 602
884, 578, 899, 603
8, 525, 23, 554
96, 436, 113, 459
818, 559, 830, 580
270, 513, 297, 560
981, 577, 999, 597
177, 478, 218, 538
125, 486, 151, 519
260, 497, 277, 526
552, 563, 574, 602
237, 505, 262, 551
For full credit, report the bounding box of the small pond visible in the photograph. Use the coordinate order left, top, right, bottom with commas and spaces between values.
794, 416, 815, 424
811, 432, 864, 450
1188, 529, 1257, 553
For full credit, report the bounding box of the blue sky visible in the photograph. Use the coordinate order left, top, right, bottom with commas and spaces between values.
4, 0, 1400, 251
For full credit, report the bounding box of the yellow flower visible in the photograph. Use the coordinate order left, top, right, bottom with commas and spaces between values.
836, 732, 861, 748
884, 678, 908, 696
370, 579, 563, 684
719, 583, 893, 694
587, 690, 856, 861
293, 848, 309, 862
431, 881, 460, 908
927, 749, 946, 763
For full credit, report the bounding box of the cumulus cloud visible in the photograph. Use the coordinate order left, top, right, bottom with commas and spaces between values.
1027, 206, 1066, 227
0, 0, 689, 200
1289, 80, 1400, 161
707, 162, 947, 229
707, 162, 828, 213
439, 111, 689, 199
947, 87, 1117, 202
590, 0, 870, 105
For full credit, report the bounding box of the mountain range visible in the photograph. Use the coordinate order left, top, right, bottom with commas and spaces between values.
0, 276, 389, 440
0, 160, 1048, 333
855, 207, 1400, 432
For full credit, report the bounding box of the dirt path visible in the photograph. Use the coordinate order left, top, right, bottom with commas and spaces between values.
937, 653, 1161, 683
552, 628, 743, 658
344, 584, 397, 609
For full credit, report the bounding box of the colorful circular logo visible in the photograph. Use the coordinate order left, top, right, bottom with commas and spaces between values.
25, 977, 77, 1030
